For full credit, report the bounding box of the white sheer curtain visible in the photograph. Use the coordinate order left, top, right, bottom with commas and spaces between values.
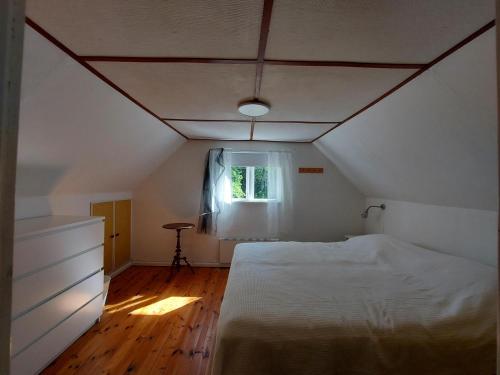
266, 151, 293, 239
200, 149, 293, 240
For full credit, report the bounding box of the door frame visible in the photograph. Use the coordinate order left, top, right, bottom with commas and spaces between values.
496, 1, 500, 373
0, 0, 25, 372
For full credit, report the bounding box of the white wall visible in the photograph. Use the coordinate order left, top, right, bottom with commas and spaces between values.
16, 25, 185, 219
315, 28, 497, 264
316, 28, 497, 211
364, 198, 497, 266
132, 140, 365, 265
15, 192, 132, 219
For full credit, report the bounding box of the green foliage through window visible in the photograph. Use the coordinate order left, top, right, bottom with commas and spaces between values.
231, 166, 268, 200
231, 166, 246, 198
254, 167, 268, 199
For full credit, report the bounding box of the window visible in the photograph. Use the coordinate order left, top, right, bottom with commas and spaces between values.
231, 166, 268, 201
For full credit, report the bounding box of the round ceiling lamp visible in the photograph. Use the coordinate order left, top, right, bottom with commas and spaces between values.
238, 99, 270, 117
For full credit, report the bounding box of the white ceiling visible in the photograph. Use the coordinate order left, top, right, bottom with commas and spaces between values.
315, 29, 497, 211
89, 62, 256, 120
169, 121, 251, 140
260, 65, 416, 121
25, 0, 264, 58
26, 0, 495, 141
266, 0, 494, 62
253, 122, 332, 142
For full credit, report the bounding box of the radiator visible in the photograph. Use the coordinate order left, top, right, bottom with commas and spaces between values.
219, 238, 279, 264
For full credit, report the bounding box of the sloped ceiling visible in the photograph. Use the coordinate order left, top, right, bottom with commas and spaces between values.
17, 26, 185, 196
315, 28, 497, 211
25, 0, 494, 142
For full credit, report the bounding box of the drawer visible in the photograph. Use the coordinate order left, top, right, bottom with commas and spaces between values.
11, 295, 102, 375
14, 220, 104, 278
11, 271, 103, 356
12, 246, 103, 317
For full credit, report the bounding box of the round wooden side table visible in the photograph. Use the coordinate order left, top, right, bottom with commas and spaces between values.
162, 222, 195, 281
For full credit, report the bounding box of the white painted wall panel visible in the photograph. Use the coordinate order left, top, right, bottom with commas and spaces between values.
315, 28, 497, 211
15, 192, 133, 219
364, 198, 497, 266
314, 28, 497, 265
16, 26, 185, 218
133, 141, 365, 265
219, 240, 238, 264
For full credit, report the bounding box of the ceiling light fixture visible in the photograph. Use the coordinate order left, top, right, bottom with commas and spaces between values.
238, 99, 270, 117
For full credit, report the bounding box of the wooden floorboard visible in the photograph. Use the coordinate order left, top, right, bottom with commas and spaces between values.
41, 266, 229, 375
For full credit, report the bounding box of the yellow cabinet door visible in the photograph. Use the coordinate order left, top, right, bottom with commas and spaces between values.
114, 199, 131, 269
91, 201, 114, 274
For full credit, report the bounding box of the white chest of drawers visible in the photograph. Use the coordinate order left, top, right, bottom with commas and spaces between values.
11, 216, 105, 375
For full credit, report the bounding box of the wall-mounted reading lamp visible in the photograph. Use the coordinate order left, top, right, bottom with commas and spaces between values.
361, 204, 386, 219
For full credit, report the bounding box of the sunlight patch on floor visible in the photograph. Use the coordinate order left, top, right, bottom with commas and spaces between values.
130, 296, 202, 316
106, 294, 144, 309
106, 295, 158, 314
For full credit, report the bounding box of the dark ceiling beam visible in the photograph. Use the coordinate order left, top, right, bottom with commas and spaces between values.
253, 0, 274, 98
24, 17, 189, 140
250, 119, 255, 140
265, 60, 425, 69
164, 118, 252, 123
25, 14, 494, 144
80, 55, 425, 69
312, 19, 496, 143
258, 120, 339, 124
81, 56, 256, 64
78, 55, 427, 69
162, 118, 339, 124
249, 0, 274, 140
189, 138, 311, 144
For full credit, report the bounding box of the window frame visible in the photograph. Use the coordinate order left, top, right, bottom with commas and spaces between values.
232, 166, 271, 203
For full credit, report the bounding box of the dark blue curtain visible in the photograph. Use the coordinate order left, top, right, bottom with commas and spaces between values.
197, 148, 226, 234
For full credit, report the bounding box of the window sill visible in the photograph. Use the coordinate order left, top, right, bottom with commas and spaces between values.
232, 199, 275, 204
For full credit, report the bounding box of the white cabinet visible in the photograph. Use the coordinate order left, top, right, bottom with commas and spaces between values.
11, 216, 104, 374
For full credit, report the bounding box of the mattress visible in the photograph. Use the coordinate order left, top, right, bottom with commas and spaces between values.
212, 234, 496, 375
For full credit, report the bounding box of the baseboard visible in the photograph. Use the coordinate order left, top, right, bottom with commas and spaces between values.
131, 260, 229, 268
109, 261, 133, 278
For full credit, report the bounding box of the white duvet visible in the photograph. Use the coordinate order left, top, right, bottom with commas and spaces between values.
212, 234, 496, 375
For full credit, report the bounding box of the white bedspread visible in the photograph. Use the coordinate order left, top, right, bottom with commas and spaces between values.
212, 235, 496, 375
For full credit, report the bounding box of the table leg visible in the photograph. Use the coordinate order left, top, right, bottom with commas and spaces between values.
182, 257, 195, 274
166, 256, 176, 282
175, 228, 182, 272
166, 227, 195, 281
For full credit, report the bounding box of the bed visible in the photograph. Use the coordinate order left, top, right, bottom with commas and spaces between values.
212, 234, 496, 375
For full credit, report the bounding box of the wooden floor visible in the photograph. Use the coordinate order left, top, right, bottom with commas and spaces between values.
41, 266, 229, 375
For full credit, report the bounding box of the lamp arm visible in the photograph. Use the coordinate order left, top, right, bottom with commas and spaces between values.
361, 203, 386, 218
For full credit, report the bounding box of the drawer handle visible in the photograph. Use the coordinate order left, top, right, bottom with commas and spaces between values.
116, 233, 120, 237
110, 234, 115, 238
